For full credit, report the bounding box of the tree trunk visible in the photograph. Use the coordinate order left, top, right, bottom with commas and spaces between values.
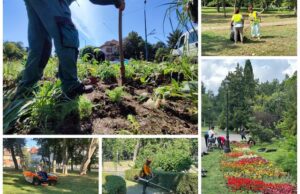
62, 139, 69, 175
80, 138, 99, 175
10, 145, 19, 170
222, 0, 226, 18
133, 139, 141, 162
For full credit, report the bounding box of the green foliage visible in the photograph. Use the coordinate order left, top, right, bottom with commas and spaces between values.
98, 62, 118, 83
250, 124, 275, 142
102, 175, 127, 194
127, 114, 140, 134
167, 29, 183, 49
3, 41, 26, 61
78, 96, 93, 120
124, 169, 141, 181
135, 139, 193, 172
125, 169, 198, 194
106, 87, 125, 103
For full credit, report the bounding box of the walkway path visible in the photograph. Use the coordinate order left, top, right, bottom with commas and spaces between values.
201, 132, 247, 152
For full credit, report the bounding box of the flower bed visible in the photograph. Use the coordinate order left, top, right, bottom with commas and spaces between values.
221, 142, 296, 193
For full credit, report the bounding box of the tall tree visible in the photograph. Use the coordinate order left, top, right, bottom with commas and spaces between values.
80, 138, 99, 175
167, 30, 183, 49
3, 139, 25, 170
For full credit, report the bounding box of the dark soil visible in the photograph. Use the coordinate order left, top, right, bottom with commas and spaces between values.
80, 81, 198, 135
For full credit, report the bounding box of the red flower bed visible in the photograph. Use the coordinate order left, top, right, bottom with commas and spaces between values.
225, 152, 244, 158
235, 157, 268, 165
227, 177, 296, 194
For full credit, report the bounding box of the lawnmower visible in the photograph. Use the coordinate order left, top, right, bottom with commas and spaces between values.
134, 175, 174, 193
23, 171, 58, 186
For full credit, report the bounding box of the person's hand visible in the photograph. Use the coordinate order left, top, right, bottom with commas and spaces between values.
119, 0, 125, 11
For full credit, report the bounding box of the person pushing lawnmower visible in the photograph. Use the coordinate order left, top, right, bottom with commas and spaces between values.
14, 0, 125, 100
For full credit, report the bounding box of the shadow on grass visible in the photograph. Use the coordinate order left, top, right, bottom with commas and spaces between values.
202, 33, 266, 56
3, 169, 98, 194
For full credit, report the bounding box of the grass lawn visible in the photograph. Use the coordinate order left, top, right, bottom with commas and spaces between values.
3, 168, 98, 194
201, 7, 297, 56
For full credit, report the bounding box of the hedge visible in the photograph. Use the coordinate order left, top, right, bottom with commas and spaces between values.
124, 169, 198, 194
102, 174, 127, 194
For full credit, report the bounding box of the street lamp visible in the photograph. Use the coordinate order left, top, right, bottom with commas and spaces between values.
224, 79, 231, 153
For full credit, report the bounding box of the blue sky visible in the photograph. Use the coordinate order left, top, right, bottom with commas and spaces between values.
25, 138, 38, 148
4, 0, 192, 48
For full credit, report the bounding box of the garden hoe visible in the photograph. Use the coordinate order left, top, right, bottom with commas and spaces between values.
137, 176, 174, 193
118, 8, 125, 86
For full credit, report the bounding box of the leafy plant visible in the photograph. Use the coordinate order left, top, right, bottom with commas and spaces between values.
78, 96, 93, 119
106, 87, 125, 103
127, 114, 140, 134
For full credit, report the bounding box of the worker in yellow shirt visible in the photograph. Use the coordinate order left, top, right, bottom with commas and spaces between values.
231, 8, 244, 44
248, 6, 263, 40
140, 159, 154, 194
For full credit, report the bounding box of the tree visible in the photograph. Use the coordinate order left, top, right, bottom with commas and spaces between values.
3, 139, 26, 170
123, 31, 145, 60
62, 139, 69, 175
167, 30, 183, 49
80, 138, 99, 175
3, 41, 26, 61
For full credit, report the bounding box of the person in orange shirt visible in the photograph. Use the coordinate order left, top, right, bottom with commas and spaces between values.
140, 159, 153, 194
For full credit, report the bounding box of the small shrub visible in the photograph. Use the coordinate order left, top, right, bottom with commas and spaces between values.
102, 175, 126, 194
251, 127, 275, 143
98, 62, 118, 83
78, 96, 93, 119
106, 87, 124, 103
124, 169, 141, 181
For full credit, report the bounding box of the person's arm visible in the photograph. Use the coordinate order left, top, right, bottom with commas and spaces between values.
89, 0, 123, 9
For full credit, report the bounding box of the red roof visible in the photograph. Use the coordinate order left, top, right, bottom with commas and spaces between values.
30, 147, 39, 154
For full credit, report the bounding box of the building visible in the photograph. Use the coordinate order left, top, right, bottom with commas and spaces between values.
100, 39, 119, 61
3, 148, 21, 168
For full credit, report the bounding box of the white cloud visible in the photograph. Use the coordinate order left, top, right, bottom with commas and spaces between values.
202, 59, 297, 94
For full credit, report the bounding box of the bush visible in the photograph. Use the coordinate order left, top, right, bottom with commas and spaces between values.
124, 169, 141, 181
102, 175, 126, 194
135, 139, 193, 172
106, 87, 125, 103
124, 169, 198, 193
78, 96, 93, 119
251, 126, 275, 143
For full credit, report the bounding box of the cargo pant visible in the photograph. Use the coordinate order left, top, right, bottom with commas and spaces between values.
17, 0, 118, 97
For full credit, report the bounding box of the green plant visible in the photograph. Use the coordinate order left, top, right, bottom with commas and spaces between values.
102, 175, 127, 194
106, 87, 125, 103
127, 114, 140, 134
98, 62, 118, 83
78, 96, 93, 119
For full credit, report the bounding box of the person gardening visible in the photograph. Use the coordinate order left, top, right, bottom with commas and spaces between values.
15, 0, 125, 100
248, 6, 263, 40
231, 8, 244, 44
140, 159, 154, 194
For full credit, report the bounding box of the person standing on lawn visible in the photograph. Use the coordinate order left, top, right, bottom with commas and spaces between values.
231, 8, 244, 44
248, 6, 263, 40
140, 159, 154, 194
15, 0, 125, 99
204, 128, 209, 148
